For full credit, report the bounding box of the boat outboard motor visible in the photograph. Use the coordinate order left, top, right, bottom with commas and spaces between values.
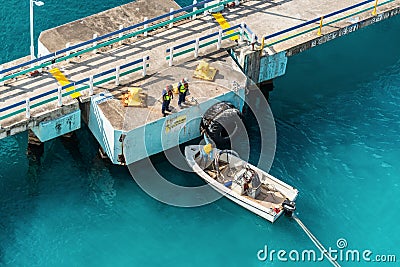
282, 199, 296, 217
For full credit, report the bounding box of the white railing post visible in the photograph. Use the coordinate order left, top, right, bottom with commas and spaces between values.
89, 75, 94, 96
142, 56, 147, 77
169, 48, 174, 67
204, 3, 208, 15
217, 29, 223, 50
251, 33, 256, 50
240, 22, 244, 42
115, 66, 120, 86
38, 58, 43, 73
194, 38, 200, 58
144, 17, 148, 37
25, 98, 31, 119
192, 0, 198, 20
57, 86, 62, 107
239, 48, 245, 65
0, 66, 4, 86
50, 51, 58, 69
66, 43, 71, 63
169, 8, 174, 28
118, 25, 124, 45
93, 34, 98, 54
251, 33, 256, 43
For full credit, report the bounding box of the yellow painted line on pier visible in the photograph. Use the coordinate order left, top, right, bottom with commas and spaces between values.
212, 13, 239, 41
49, 68, 81, 98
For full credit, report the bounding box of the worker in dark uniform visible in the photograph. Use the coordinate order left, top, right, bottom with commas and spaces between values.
177, 78, 189, 108
162, 85, 173, 117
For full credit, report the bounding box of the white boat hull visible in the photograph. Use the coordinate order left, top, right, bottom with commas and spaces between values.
185, 145, 298, 223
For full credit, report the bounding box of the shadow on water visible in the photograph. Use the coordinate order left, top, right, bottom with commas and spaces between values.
0, 132, 39, 265
0, 125, 125, 264
59, 125, 124, 207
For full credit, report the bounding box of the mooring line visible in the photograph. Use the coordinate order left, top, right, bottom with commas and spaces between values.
292, 215, 341, 267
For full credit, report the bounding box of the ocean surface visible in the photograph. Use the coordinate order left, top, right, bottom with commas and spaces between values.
1, 1, 400, 266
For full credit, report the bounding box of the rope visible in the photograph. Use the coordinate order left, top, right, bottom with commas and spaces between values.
292, 215, 341, 267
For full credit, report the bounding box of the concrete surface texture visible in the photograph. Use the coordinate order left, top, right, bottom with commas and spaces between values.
38, 0, 182, 53
223, 0, 400, 53
99, 53, 247, 131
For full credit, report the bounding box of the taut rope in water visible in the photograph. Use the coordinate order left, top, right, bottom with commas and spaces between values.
292, 215, 341, 267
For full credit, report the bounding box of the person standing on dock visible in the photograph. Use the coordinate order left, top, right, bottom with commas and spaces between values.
177, 78, 189, 108
162, 85, 173, 117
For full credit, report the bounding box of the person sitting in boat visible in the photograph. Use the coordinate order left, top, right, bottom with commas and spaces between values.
244, 164, 255, 183
243, 165, 261, 197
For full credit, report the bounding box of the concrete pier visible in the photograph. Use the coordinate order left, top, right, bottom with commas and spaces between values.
38, 0, 182, 55
0, 0, 399, 164
87, 54, 246, 164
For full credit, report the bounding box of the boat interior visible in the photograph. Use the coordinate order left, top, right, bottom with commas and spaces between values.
195, 150, 288, 210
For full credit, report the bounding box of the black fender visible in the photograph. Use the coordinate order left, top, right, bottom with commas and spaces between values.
200, 102, 243, 148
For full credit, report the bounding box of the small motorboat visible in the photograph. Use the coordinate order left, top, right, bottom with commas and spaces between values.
185, 145, 299, 223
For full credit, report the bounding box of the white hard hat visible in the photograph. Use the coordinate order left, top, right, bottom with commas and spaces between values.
183, 77, 189, 83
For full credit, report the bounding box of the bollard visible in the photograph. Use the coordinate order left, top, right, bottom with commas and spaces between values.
169, 48, 174, 66
192, 0, 198, 20
93, 34, 98, 54
317, 16, 324, 36
115, 66, 120, 86
217, 29, 223, 50
118, 25, 124, 45
89, 75, 94, 96
169, 8, 174, 28
25, 98, 31, 119
0, 66, 4, 86
194, 38, 200, 58
144, 17, 148, 37
372, 0, 379, 16
142, 56, 147, 77
204, 3, 208, 15
66, 43, 71, 63
57, 86, 62, 107
239, 22, 245, 42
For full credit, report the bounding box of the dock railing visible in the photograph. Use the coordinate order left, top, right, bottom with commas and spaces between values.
165, 23, 257, 66
260, 0, 395, 48
0, 0, 231, 84
0, 56, 149, 123
2, 0, 393, 83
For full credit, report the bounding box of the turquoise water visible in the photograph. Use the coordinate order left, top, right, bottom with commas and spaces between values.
1, 1, 400, 266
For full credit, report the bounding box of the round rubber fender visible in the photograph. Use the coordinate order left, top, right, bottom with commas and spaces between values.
200, 102, 243, 147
